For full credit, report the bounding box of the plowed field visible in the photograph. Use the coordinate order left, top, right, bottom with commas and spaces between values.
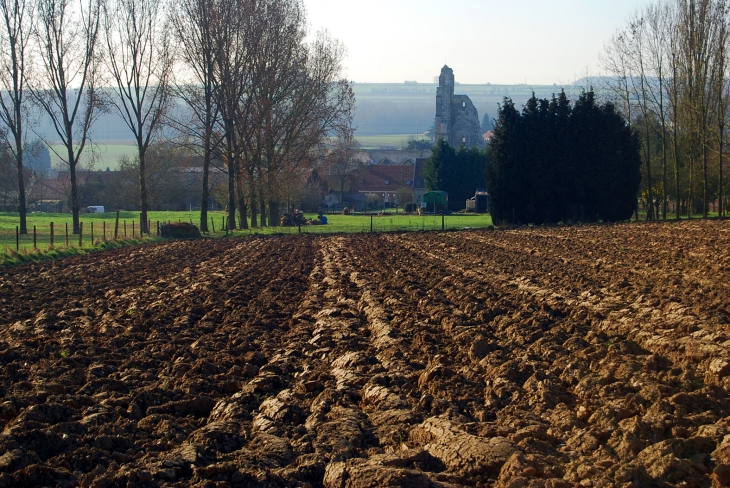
1, 220, 730, 488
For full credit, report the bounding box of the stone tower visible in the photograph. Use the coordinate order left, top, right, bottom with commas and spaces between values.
434, 65, 483, 148
435, 66, 454, 143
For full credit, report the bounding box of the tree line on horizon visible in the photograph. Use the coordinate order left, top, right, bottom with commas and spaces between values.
602, 0, 730, 220
0, 0, 353, 235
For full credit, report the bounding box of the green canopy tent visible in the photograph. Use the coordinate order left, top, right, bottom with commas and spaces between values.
423, 190, 448, 213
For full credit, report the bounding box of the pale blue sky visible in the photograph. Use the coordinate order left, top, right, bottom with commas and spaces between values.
305, 0, 645, 85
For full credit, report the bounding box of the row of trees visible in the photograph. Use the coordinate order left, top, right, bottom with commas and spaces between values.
0, 0, 353, 234
423, 140, 487, 211
487, 91, 642, 224
602, 0, 730, 219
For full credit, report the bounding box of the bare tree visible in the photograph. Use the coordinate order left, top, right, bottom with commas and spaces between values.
171, 0, 353, 230
601, 31, 634, 130
170, 0, 220, 232
625, 14, 657, 220
210, 0, 256, 230
601, 27, 639, 218
324, 125, 362, 207
252, 26, 355, 226
665, 3, 685, 219
604, 0, 730, 219
102, 0, 173, 234
31, 0, 102, 234
717, 40, 730, 217
0, 0, 32, 233
712, 2, 729, 217
678, 0, 723, 218
645, 4, 672, 219
238, 0, 308, 227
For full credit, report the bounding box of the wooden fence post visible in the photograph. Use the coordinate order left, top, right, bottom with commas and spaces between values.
79, 222, 83, 247
91, 222, 94, 243
370, 214, 373, 232
114, 211, 120, 239
442, 213, 445, 230
124, 221, 127, 238
103, 221, 106, 241
157, 221, 160, 236
211, 217, 215, 233
50, 222, 54, 248
33, 226, 36, 249
65, 223, 69, 247
132, 221, 135, 238
15, 226, 19, 251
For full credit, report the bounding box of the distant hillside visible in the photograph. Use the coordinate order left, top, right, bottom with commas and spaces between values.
30, 82, 583, 166
352, 82, 574, 138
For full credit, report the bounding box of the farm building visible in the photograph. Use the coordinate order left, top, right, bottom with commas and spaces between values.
323, 162, 429, 211
466, 188, 490, 213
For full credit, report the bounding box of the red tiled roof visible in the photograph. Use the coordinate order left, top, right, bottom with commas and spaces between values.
353, 165, 415, 193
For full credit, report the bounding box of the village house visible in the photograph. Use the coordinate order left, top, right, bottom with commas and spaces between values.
323, 158, 430, 211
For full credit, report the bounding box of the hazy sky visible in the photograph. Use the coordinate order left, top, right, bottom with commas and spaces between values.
304, 0, 646, 85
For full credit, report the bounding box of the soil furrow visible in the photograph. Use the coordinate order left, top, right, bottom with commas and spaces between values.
1, 221, 729, 487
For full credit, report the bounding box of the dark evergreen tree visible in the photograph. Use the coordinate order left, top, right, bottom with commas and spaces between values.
593, 101, 642, 221
486, 91, 641, 224
424, 138, 487, 210
547, 91, 572, 221
453, 145, 488, 210
423, 139, 455, 193
486, 98, 524, 223
481, 112, 494, 133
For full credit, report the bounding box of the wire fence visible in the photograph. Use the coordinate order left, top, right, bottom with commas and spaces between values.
1, 213, 493, 252
1, 218, 153, 252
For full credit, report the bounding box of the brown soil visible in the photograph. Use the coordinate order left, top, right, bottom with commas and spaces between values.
1, 220, 729, 487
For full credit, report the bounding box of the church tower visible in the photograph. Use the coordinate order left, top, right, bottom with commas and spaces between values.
434, 65, 483, 148
435, 66, 454, 143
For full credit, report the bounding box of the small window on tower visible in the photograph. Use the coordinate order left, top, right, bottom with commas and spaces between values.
462, 101, 466, 107
385, 180, 390, 185
462, 137, 466, 143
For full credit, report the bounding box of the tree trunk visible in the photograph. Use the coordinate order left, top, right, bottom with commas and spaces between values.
689, 152, 694, 218
139, 146, 149, 234
249, 179, 257, 228
702, 121, 709, 218
200, 151, 210, 232
269, 200, 279, 227
673, 135, 681, 220
721, 144, 725, 217
227, 157, 236, 230
644, 128, 654, 221
237, 184, 248, 230
259, 195, 267, 227
15, 138, 27, 234
661, 126, 667, 220
68, 141, 80, 234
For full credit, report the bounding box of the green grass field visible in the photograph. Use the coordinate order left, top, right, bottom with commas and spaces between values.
49, 143, 137, 171
356, 134, 416, 148
0, 210, 494, 260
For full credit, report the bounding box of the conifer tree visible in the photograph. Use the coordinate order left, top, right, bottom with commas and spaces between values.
486, 92, 641, 224
424, 138, 487, 210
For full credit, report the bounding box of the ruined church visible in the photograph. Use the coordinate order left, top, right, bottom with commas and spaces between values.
435, 66, 483, 149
